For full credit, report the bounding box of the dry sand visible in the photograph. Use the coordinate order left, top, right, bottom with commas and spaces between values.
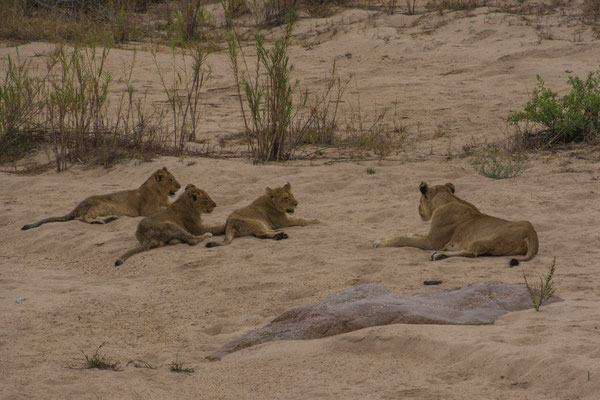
1, 2, 600, 399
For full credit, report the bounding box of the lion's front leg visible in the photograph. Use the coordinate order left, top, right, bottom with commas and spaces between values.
372, 234, 433, 250
205, 223, 226, 236
281, 216, 320, 227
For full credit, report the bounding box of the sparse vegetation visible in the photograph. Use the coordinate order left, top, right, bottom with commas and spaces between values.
169, 356, 195, 373
152, 42, 212, 152
381, 0, 399, 15
427, 0, 486, 14
69, 342, 122, 371
224, 4, 338, 163
506, 69, 600, 148
366, 167, 376, 174
523, 257, 557, 312
471, 144, 526, 180
406, 0, 418, 15
301, 62, 349, 147
582, 0, 600, 23
0, 51, 46, 163
168, 0, 208, 45
340, 87, 406, 159
0, 37, 222, 171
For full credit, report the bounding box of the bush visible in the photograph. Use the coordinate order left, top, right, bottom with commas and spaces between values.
0, 43, 200, 171
471, 144, 526, 180
226, 6, 306, 162
506, 69, 600, 147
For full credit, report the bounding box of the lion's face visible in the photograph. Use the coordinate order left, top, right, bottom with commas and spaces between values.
266, 183, 298, 214
154, 167, 181, 196
184, 184, 216, 214
418, 182, 455, 221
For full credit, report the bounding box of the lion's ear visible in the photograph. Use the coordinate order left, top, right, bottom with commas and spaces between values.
156, 170, 165, 182
266, 187, 274, 197
162, 167, 168, 171
445, 183, 455, 193
284, 182, 291, 190
191, 192, 198, 201
185, 184, 196, 191
419, 182, 428, 195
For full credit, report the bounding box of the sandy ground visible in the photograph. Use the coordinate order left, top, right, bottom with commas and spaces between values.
2, 1, 600, 399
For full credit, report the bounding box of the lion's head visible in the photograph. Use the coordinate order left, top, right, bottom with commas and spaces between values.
418, 181, 455, 221
181, 184, 217, 214
148, 167, 181, 197
266, 182, 298, 214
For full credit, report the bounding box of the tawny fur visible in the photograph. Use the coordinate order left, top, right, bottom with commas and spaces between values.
22, 167, 181, 230
205, 182, 319, 248
372, 182, 538, 265
115, 184, 223, 266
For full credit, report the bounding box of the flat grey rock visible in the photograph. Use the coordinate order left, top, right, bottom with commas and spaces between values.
207, 281, 561, 360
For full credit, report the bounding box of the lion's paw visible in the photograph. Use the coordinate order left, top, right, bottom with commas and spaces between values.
430, 252, 448, 261
372, 240, 382, 248
274, 232, 289, 240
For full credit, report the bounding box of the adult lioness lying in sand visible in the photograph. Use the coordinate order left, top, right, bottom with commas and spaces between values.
21, 167, 180, 230
372, 182, 538, 266
205, 182, 319, 248
115, 184, 223, 266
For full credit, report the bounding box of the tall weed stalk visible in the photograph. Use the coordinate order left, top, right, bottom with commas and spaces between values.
152, 42, 212, 153
225, 3, 319, 162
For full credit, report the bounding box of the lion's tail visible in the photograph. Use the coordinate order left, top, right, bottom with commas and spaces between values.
21, 211, 76, 230
205, 220, 234, 248
115, 245, 151, 266
509, 228, 539, 266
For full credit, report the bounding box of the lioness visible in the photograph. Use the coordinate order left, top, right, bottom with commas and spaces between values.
115, 184, 222, 266
21, 167, 180, 230
372, 182, 538, 266
205, 182, 319, 247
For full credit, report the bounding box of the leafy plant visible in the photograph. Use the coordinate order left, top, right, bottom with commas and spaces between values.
471, 144, 526, 179
506, 69, 600, 148
523, 257, 556, 312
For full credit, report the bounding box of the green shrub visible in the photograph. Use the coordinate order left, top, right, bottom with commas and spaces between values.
523, 257, 556, 312
471, 144, 526, 180
0, 52, 45, 162
225, 5, 309, 162
506, 69, 600, 147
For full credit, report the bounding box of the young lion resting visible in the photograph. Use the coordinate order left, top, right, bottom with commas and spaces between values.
205, 182, 319, 248
373, 182, 539, 266
115, 184, 223, 266
22, 167, 180, 230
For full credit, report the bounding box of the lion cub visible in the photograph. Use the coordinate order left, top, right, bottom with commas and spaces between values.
373, 182, 539, 266
115, 184, 222, 266
22, 167, 180, 230
205, 182, 319, 247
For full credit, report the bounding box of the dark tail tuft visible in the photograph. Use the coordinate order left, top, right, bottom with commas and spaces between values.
206, 242, 218, 248
115, 259, 123, 267
21, 224, 31, 231
509, 258, 520, 267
